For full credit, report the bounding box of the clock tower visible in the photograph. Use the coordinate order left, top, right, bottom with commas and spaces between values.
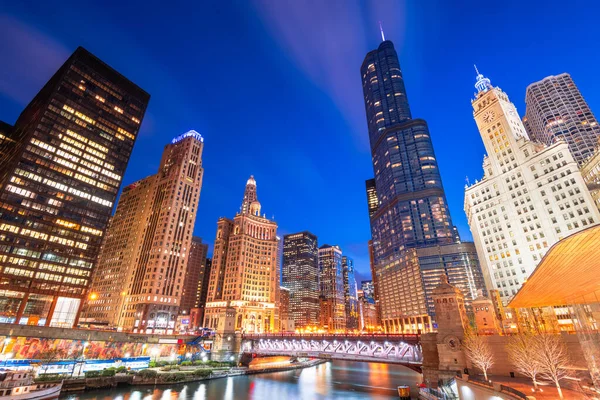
472, 67, 530, 178
465, 68, 600, 305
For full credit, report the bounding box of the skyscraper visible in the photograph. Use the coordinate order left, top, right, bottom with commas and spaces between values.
282, 231, 319, 329
190, 257, 212, 330
83, 130, 204, 332
0, 47, 149, 328
318, 244, 345, 332
204, 176, 280, 336
361, 39, 486, 332
181, 237, 209, 314
342, 256, 359, 331
465, 70, 600, 304
524, 73, 600, 165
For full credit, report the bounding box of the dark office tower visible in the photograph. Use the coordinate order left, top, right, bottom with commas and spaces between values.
282, 231, 319, 328
181, 237, 209, 314
190, 257, 212, 329
365, 178, 379, 218
0, 47, 149, 328
342, 256, 359, 331
361, 40, 485, 332
524, 73, 600, 165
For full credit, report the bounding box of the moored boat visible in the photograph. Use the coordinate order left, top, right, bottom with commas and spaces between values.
0, 370, 62, 400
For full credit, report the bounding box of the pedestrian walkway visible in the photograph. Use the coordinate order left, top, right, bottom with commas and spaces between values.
490, 376, 594, 399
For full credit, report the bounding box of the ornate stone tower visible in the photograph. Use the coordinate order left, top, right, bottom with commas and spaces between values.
472, 290, 501, 335
432, 275, 469, 379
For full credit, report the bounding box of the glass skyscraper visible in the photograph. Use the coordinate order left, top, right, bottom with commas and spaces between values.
282, 231, 320, 329
342, 256, 359, 330
361, 40, 485, 331
0, 47, 149, 328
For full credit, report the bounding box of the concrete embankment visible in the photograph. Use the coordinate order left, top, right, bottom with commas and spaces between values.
60, 359, 326, 392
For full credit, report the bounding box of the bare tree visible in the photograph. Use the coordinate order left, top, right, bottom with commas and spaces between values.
463, 331, 494, 381
534, 334, 570, 399
36, 348, 67, 375
506, 332, 542, 388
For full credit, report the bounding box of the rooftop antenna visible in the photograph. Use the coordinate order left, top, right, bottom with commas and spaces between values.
474, 64, 480, 76
379, 21, 385, 42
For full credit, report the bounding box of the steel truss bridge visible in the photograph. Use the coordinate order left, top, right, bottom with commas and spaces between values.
241, 333, 422, 370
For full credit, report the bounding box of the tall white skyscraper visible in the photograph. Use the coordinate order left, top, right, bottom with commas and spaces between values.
464, 70, 600, 304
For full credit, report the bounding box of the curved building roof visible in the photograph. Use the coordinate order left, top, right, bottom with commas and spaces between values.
509, 225, 600, 308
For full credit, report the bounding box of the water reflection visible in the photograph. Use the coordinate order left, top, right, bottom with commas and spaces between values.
61, 360, 422, 400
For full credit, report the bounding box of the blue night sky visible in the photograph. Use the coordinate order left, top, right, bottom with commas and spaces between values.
1, 1, 599, 282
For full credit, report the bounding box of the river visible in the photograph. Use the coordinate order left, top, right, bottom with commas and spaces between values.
60, 360, 422, 399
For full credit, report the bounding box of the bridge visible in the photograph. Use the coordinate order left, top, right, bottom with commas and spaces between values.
241, 333, 422, 370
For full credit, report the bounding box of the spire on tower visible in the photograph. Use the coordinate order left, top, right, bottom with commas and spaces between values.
379, 21, 385, 42
474, 65, 492, 93
241, 175, 258, 214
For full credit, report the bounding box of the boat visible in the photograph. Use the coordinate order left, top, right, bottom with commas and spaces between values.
0, 370, 62, 400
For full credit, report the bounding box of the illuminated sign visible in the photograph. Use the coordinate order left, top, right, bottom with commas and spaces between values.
172, 130, 204, 144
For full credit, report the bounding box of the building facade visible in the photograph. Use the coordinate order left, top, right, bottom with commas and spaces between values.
279, 286, 294, 332
342, 256, 359, 331
203, 176, 280, 335
580, 150, 600, 213
318, 244, 345, 332
180, 237, 209, 314
524, 73, 600, 165
361, 40, 486, 331
189, 257, 212, 330
357, 289, 378, 332
465, 71, 600, 304
281, 231, 319, 329
0, 47, 149, 327
83, 130, 204, 332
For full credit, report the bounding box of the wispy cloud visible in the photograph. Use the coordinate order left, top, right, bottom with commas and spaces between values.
0, 14, 70, 106
251, 0, 407, 150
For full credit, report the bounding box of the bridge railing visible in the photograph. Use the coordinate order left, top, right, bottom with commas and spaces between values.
242, 333, 420, 342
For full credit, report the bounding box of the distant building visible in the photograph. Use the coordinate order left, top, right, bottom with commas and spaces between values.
83, 130, 204, 332
282, 231, 319, 328
0, 47, 149, 328
318, 244, 345, 332
465, 70, 600, 304
190, 257, 212, 329
342, 256, 359, 331
180, 237, 209, 315
357, 289, 378, 332
204, 176, 280, 336
524, 73, 600, 165
361, 280, 374, 301
279, 287, 294, 332
361, 39, 486, 332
